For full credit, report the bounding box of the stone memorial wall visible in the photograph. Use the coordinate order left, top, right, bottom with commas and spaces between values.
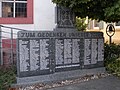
17, 6, 104, 78
17, 31, 104, 77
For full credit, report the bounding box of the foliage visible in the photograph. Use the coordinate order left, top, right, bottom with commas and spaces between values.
104, 43, 120, 77
106, 58, 120, 77
75, 17, 88, 31
104, 43, 120, 61
52, 0, 120, 22
0, 66, 16, 90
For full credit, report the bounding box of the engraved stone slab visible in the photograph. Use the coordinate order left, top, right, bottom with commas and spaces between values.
55, 39, 64, 65
40, 39, 50, 70
56, 6, 75, 28
98, 39, 104, 62
17, 31, 104, 77
19, 40, 30, 72
30, 40, 39, 71
84, 33, 104, 68
84, 39, 91, 65
64, 39, 72, 64
91, 39, 98, 64
72, 39, 81, 64
55, 39, 81, 69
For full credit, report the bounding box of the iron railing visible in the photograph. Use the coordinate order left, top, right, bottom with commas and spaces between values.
0, 25, 27, 66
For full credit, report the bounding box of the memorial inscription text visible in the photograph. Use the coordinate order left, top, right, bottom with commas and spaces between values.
18, 31, 104, 77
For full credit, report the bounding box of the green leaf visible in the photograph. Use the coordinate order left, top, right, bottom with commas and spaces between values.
52, 0, 120, 22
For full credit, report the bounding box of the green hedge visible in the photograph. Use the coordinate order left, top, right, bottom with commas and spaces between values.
0, 66, 16, 90
106, 58, 120, 76
104, 43, 120, 77
104, 43, 120, 60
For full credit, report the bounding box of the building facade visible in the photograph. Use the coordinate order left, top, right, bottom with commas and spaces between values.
88, 20, 120, 44
0, 0, 56, 30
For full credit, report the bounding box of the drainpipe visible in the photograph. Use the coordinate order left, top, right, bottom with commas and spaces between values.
0, 25, 3, 65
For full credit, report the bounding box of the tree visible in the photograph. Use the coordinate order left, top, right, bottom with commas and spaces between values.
52, 0, 120, 22
75, 17, 88, 31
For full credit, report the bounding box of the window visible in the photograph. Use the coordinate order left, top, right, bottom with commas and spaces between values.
115, 21, 120, 26
0, 0, 33, 24
94, 20, 99, 27
93, 20, 99, 29
2, 0, 27, 17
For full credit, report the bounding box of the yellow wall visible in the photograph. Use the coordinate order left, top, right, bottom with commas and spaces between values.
87, 28, 120, 44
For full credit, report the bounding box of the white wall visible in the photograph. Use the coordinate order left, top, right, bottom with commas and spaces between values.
34, 0, 56, 31
1, 0, 56, 31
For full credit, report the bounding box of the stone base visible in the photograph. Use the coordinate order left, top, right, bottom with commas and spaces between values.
14, 67, 106, 87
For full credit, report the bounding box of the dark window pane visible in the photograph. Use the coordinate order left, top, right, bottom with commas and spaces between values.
6, 0, 14, 1
116, 21, 120, 26
16, 0, 27, 1
15, 3, 27, 17
2, 2, 13, 17
94, 20, 99, 27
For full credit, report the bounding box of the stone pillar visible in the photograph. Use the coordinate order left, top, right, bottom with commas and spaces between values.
55, 5, 76, 29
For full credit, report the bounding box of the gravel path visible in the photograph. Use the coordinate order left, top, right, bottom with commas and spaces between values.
48, 76, 120, 90
16, 73, 112, 90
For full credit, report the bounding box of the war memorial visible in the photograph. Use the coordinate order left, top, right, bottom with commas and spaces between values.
17, 6, 104, 84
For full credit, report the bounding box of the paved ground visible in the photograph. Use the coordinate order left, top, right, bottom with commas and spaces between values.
48, 76, 120, 90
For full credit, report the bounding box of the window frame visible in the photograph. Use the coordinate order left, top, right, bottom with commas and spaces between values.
115, 21, 120, 29
0, 0, 33, 24
93, 20, 99, 29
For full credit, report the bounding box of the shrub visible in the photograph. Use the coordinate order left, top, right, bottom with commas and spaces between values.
104, 43, 120, 77
104, 43, 120, 60
75, 17, 88, 31
106, 58, 120, 77
0, 66, 16, 90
